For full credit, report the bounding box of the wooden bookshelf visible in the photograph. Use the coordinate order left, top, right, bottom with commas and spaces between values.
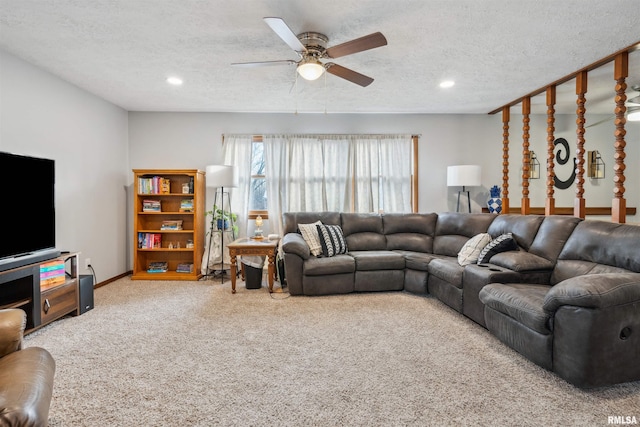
132, 169, 205, 281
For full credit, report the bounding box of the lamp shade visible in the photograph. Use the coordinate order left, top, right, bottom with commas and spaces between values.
447, 165, 481, 187
205, 165, 238, 188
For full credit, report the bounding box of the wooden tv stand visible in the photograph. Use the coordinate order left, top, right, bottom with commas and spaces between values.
0, 252, 80, 333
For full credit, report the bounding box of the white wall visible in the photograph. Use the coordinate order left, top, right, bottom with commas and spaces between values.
128, 112, 505, 215
0, 50, 129, 281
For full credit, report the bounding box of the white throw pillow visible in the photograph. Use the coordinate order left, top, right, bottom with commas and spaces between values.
298, 221, 323, 256
457, 233, 492, 266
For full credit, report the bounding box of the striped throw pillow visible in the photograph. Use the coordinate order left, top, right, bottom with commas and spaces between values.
316, 224, 348, 257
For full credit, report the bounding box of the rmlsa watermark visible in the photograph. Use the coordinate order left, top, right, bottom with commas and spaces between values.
608, 416, 638, 425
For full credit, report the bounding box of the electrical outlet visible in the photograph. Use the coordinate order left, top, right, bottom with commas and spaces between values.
85, 258, 91, 269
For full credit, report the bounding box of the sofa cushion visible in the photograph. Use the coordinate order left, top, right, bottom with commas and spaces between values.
341, 213, 386, 251
479, 283, 552, 334
477, 233, 517, 264
556, 220, 640, 273
304, 255, 355, 276
552, 260, 632, 285
433, 212, 496, 256
528, 215, 581, 261
486, 214, 544, 251
428, 257, 464, 288
316, 224, 348, 257
458, 233, 491, 266
298, 221, 323, 256
383, 213, 437, 253
394, 250, 438, 271
349, 250, 405, 271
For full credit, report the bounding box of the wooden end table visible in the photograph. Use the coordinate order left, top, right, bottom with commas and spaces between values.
227, 237, 280, 293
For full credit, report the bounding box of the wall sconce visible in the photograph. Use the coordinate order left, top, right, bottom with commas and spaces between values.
588, 150, 605, 179
253, 215, 264, 239
529, 151, 540, 179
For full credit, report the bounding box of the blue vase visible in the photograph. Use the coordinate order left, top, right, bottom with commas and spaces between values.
217, 219, 229, 230
488, 197, 502, 214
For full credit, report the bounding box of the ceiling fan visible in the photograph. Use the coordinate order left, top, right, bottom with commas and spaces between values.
628, 85, 640, 121
232, 17, 387, 87
586, 84, 640, 128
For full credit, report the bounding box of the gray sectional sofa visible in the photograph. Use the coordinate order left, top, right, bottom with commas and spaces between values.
281, 211, 640, 388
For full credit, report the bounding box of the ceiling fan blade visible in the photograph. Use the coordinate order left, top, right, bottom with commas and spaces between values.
325, 32, 387, 59
325, 63, 374, 87
263, 17, 307, 54
231, 60, 297, 68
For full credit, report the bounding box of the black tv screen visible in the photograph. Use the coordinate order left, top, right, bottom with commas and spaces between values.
0, 152, 56, 263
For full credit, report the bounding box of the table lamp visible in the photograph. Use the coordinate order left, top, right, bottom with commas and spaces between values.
254, 215, 264, 239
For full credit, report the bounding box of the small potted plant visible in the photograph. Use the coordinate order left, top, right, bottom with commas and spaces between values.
207, 205, 239, 236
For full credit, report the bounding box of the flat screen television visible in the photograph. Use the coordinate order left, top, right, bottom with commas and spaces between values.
0, 151, 59, 272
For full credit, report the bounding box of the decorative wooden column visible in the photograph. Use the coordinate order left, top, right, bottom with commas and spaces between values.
521, 97, 531, 215
612, 52, 628, 223
545, 86, 556, 216
574, 71, 587, 219
501, 107, 510, 214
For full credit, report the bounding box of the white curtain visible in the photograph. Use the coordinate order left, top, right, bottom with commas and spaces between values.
222, 134, 253, 238
263, 134, 412, 235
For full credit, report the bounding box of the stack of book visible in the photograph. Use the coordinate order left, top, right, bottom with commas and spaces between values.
147, 261, 168, 273
180, 199, 193, 212
142, 200, 161, 212
176, 263, 194, 273
40, 259, 66, 289
160, 220, 183, 230
138, 176, 171, 194
138, 233, 162, 249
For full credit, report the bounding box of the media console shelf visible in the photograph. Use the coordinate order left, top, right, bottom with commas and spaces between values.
0, 252, 80, 333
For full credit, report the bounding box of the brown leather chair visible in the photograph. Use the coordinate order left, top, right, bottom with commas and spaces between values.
0, 309, 55, 426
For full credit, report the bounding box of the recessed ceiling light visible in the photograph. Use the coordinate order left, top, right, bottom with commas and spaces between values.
166, 76, 183, 86
439, 80, 455, 88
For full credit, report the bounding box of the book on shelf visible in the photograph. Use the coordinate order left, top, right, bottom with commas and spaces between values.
138, 176, 171, 195
176, 263, 194, 273
40, 259, 66, 289
138, 233, 162, 249
180, 199, 194, 212
142, 199, 161, 212
160, 220, 183, 230
147, 261, 168, 273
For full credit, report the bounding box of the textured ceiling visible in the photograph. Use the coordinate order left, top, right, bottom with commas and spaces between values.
1, 0, 639, 114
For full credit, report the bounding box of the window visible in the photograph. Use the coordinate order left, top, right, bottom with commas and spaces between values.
249, 137, 267, 218
244, 134, 418, 220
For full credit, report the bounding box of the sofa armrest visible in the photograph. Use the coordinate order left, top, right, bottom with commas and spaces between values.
543, 273, 640, 313
0, 308, 26, 358
489, 251, 555, 272
282, 233, 311, 260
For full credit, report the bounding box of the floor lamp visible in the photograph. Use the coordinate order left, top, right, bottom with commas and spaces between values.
447, 165, 481, 213
205, 165, 238, 283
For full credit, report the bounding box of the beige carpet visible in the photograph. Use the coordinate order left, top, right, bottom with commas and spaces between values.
24, 277, 639, 427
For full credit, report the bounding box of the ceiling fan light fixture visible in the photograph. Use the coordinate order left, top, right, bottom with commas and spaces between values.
166, 76, 183, 86
297, 59, 325, 81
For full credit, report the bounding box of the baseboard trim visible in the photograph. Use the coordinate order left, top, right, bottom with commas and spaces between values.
95, 271, 132, 289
